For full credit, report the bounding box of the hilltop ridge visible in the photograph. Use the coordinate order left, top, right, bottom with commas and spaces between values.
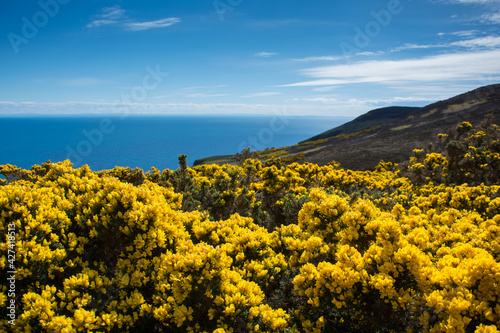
194, 84, 500, 169
303, 106, 420, 143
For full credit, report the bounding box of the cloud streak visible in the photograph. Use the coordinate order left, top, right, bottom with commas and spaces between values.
86, 5, 125, 28
451, 36, 500, 48
293, 56, 344, 62
87, 5, 180, 31
445, 0, 500, 3
254, 52, 278, 58
125, 18, 181, 31
296, 96, 433, 105
281, 49, 500, 87
437, 0, 500, 24
391, 36, 500, 52
483, 13, 500, 23
0, 101, 346, 116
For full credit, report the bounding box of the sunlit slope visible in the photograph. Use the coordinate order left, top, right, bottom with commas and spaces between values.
302, 106, 420, 142
195, 84, 500, 170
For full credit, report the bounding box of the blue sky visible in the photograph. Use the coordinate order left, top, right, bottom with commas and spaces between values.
1, 0, 500, 116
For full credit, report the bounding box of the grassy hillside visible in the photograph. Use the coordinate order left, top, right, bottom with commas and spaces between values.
195, 84, 500, 170
303, 106, 420, 142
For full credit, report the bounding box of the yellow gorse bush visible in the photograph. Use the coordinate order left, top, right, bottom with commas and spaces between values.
1, 121, 499, 332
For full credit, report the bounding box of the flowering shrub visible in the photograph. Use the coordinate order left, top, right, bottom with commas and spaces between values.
401, 116, 500, 185
1, 121, 499, 332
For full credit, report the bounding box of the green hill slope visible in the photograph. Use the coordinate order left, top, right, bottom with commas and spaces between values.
303, 106, 420, 142
194, 84, 500, 170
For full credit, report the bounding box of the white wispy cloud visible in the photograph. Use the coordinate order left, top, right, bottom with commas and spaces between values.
0, 101, 347, 116
293, 52, 383, 63
125, 18, 181, 31
87, 5, 180, 31
86, 5, 126, 28
436, 0, 500, 24
254, 52, 278, 58
294, 96, 432, 105
356, 51, 381, 56
450, 30, 480, 37
293, 56, 344, 62
392, 35, 500, 52
436, 0, 500, 3
281, 49, 500, 87
451, 36, 500, 48
391, 43, 441, 52
483, 12, 500, 23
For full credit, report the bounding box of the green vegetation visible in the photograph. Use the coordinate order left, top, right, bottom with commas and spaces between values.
196, 85, 500, 170
303, 106, 419, 142
421, 109, 437, 118
391, 124, 413, 131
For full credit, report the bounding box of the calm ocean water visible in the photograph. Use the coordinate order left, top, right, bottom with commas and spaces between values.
1, 115, 351, 171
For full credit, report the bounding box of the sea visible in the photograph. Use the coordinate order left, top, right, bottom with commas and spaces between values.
1, 115, 352, 172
